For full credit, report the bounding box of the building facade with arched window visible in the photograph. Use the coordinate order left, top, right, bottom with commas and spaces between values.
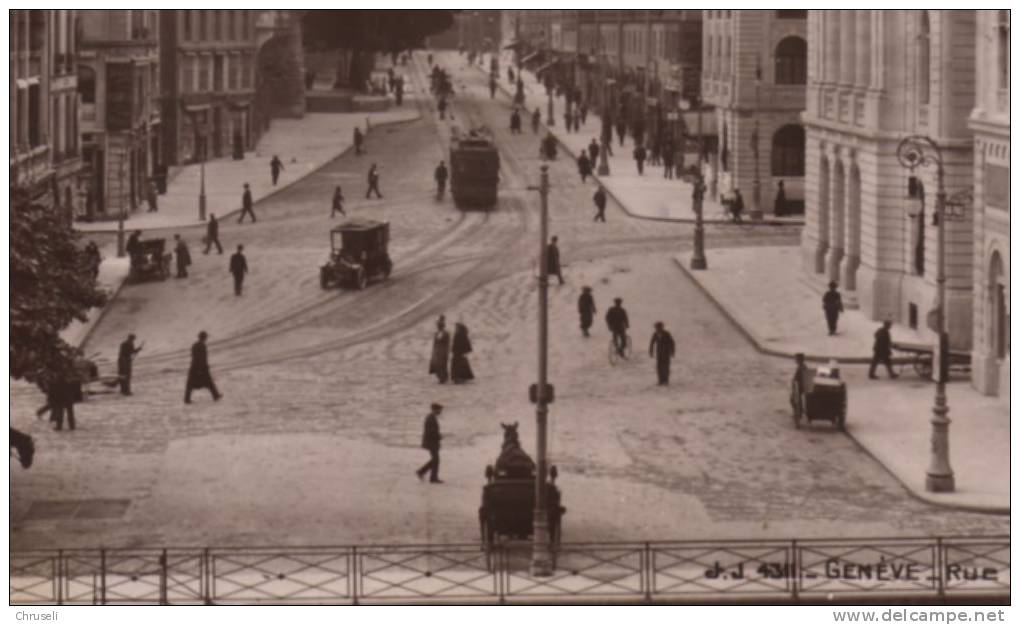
702, 10, 807, 216
969, 10, 1009, 399
801, 11, 976, 352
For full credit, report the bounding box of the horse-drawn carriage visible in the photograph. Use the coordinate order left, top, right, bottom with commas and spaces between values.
479, 423, 566, 569
790, 358, 848, 430
129, 238, 172, 282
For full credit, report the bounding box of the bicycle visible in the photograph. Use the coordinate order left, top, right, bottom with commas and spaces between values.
608, 334, 632, 365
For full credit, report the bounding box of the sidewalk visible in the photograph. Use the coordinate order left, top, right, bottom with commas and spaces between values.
487, 51, 802, 226
77, 109, 419, 234
67, 84, 421, 348
670, 245, 1008, 514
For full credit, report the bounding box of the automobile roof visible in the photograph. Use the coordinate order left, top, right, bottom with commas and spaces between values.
331, 218, 389, 233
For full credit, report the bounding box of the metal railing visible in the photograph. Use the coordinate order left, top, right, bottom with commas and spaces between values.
10, 536, 1009, 605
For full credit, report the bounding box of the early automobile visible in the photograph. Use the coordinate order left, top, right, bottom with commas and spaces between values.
128, 238, 171, 282
450, 127, 500, 209
478, 423, 565, 569
790, 358, 847, 430
319, 219, 393, 290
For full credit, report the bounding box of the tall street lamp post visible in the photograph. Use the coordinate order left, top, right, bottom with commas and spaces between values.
198, 133, 207, 222
529, 165, 554, 576
896, 134, 955, 493
116, 159, 126, 258
749, 56, 763, 221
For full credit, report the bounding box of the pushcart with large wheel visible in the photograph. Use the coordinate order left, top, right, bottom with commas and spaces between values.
790, 362, 847, 431
478, 423, 565, 570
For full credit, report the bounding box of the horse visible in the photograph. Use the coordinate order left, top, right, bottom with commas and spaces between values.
495, 422, 534, 479
10, 428, 35, 469
500, 422, 521, 451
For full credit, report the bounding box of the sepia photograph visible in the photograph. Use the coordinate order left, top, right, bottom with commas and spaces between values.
7, 7, 1011, 615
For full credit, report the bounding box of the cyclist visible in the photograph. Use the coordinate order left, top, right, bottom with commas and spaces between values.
605, 297, 630, 358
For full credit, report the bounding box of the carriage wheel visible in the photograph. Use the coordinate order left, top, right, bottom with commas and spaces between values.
790, 381, 803, 429
914, 354, 933, 380
836, 389, 847, 431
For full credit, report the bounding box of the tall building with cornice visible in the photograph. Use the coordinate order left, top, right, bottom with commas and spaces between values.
78, 9, 160, 220
702, 10, 807, 216
10, 10, 82, 220
969, 10, 1010, 398
801, 10, 976, 350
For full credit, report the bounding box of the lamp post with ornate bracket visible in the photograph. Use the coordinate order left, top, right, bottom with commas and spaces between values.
896, 134, 958, 493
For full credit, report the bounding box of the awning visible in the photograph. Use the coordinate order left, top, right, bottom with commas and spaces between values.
535, 60, 558, 77
503, 40, 523, 50
226, 99, 251, 111
521, 51, 542, 65
181, 103, 211, 114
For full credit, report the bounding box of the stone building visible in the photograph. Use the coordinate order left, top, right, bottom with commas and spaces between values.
160, 10, 259, 166
254, 10, 307, 124
78, 10, 160, 220
702, 10, 808, 216
10, 10, 82, 220
969, 10, 1010, 398
801, 11, 976, 349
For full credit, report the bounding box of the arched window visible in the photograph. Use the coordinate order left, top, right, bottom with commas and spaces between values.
771, 125, 805, 176
918, 11, 931, 105
775, 36, 807, 84
998, 10, 1010, 90
78, 65, 96, 104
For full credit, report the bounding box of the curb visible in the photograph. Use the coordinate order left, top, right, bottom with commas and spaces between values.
71, 110, 422, 349
76, 269, 131, 350
482, 65, 804, 227
670, 255, 1009, 515
74, 112, 423, 235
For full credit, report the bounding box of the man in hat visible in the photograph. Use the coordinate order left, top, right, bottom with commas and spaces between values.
868, 321, 899, 380
229, 245, 249, 296
416, 402, 443, 483
238, 183, 257, 223
648, 321, 676, 385
547, 236, 564, 285
605, 298, 630, 358
428, 316, 451, 384
118, 334, 143, 395
578, 286, 596, 337
822, 281, 844, 336
185, 331, 222, 403
174, 234, 191, 278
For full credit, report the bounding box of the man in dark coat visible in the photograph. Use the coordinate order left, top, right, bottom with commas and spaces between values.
868, 321, 899, 379
353, 127, 364, 155
822, 281, 844, 335
238, 183, 256, 223
450, 322, 474, 384
633, 143, 647, 175
415, 403, 443, 483
204, 213, 223, 254
578, 286, 596, 337
174, 234, 191, 278
437, 96, 448, 120
229, 245, 248, 296
531, 108, 541, 134
588, 138, 600, 165
605, 298, 630, 357
429, 316, 451, 384
730, 188, 745, 223
510, 108, 522, 134
366, 164, 383, 199
126, 230, 143, 265
434, 160, 449, 200
331, 186, 346, 218
662, 145, 675, 179
118, 334, 143, 395
615, 118, 627, 146
48, 375, 82, 431
547, 236, 564, 285
593, 186, 607, 222
269, 155, 284, 186
577, 153, 592, 183
774, 180, 787, 216
648, 321, 676, 385
185, 331, 222, 403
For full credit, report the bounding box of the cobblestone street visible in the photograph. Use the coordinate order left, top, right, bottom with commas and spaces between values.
10, 52, 1007, 551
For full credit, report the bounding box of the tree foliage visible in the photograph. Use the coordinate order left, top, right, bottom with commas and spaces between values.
10, 190, 108, 386
303, 10, 456, 53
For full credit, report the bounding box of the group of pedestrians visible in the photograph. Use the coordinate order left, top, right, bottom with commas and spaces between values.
428, 316, 474, 385
821, 282, 899, 380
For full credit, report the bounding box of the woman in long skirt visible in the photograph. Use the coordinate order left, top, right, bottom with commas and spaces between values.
450, 322, 474, 384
